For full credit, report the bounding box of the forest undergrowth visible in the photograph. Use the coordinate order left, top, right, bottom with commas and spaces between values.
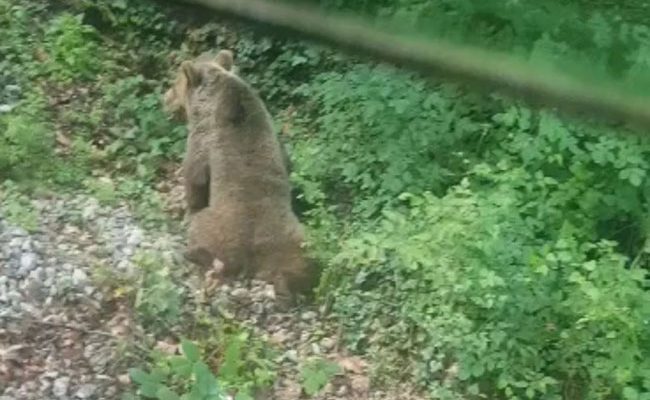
1, 0, 650, 399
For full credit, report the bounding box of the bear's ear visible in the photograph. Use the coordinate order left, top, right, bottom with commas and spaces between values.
215, 50, 234, 71
181, 61, 201, 87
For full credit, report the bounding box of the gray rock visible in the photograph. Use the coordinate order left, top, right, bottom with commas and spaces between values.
52, 376, 71, 398
21, 381, 38, 393
116, 260, 132, 273
283, 349, 299, 363
8, 237, 22, 249
104, 386, 118, 397
301, 311, 317, 321
72, 269, 88, 286
21, 238, 33, 251
8, 290, 21, 304
271, 330, 291, 344
19, 252, 37, 271
231, 288, 249, 298
74, 383, 97, 399
39, 376, 53, 392
320, 337, 336, 352
251, 302, 265, 316
8, 226, 27, 237
44, 265, 56, 277
30, 267, 46, 280
262, 284, 276, 299
43, 371, 59, 379
23, 279, 46, 303
126, 228, 143, 247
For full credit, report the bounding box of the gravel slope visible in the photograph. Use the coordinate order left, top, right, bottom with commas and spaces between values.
0, 193, 423, 400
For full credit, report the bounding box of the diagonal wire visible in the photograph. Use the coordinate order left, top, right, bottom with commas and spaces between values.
178, 0, 650, 131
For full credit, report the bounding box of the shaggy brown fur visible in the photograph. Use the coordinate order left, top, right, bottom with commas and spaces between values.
164, 51, 292, 174
163, 50, 315, 302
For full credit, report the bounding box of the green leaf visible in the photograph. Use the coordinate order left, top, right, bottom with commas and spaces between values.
219, 337, 243, 382
169, 356, 193, 378
129, 368, 160, 385
582, 260, 597, 271
156, 386, 181, 400
140, 382, 161, 398
181, 340, 200, 363
299, 359, 341, 396
623, 386, 639, 400
193, 361, 222, 397
235, 392, 254, 400
468, 384, 480, 395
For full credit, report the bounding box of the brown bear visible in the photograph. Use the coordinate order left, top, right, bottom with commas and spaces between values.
164, 51, 293, 175
163, 50, 316, 304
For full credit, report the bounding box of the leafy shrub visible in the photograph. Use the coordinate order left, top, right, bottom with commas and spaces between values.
127, 329, 277, 400
82, 0, 180, 51
0, 112, 53, 182
285, 8, 650, 398
127, 340, 227, 400
44, 13, 102, 81
486, 108, 650, 253
134, 252, 185, 332
214, 330, 277, 399
99, 75, 186, 179
0, 0, 48, 81
0, 95, 94, 188
299, 357, 341, 396
4, 1, 650, 400
328, 181, 650, 399
0, 181, 39, 232
293, 65, 486, 218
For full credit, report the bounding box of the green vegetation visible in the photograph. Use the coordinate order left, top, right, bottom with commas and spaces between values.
93, 249, 279, 399
299, 357, 341, 396
127, 332, 277, 400
0, 181, 39, 231
127, 339, 227, 400
2, 0, 650, 399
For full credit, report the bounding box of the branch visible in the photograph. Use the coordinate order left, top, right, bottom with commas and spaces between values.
177, 0, 650, 130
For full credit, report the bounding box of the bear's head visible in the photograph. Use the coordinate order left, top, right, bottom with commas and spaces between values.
163, 49, 235, 121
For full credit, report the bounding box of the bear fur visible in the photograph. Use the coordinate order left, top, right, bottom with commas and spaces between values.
163, 50, 315, 302
163, 51, 293, 175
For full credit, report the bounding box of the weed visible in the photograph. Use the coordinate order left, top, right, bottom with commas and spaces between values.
0, 181, 39, 232
127, 339, 227, 400
126, 328, 278, 400
99, 75, 186, 180
133, 251, 185, 333
0, 99, 54, 182
84, 177, 119, 206
299, 357, 341, 396
44, 13, 103, 81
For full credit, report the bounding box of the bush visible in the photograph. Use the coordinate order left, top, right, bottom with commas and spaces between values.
3, 0, 650, 398
98, 75, 186, 179
133, 251, 186, 332
44, 13, 103, 81
329, 182, 650, 399
0, 114, 53, 181
127, 340, 227, 400
293, 65, 487, 218
0, 96, 55, 182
